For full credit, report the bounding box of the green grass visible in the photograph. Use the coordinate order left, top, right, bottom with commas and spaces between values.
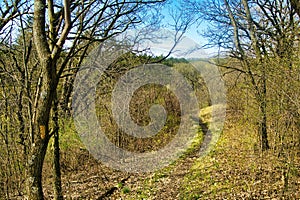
122, 187, 131, 194
179, 118, 300, 199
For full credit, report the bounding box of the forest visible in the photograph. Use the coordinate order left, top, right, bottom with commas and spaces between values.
0, 0, 299, 199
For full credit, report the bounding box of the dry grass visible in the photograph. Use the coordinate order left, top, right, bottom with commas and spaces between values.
39, 106, 300, 199
181, 116, 300, 199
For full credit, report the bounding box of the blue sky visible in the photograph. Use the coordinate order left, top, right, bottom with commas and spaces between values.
142, 0, 218, 58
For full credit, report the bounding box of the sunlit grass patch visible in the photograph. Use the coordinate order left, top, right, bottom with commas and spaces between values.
180, 118, 300, 199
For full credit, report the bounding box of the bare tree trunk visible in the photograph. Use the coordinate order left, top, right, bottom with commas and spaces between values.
259, 75, 269, 150
26, 60, 58, 199
53, 91, 63, 200
26, 57, 58, 200
26, 137, 50, 199
242, 0, 270, 150
60, 75, 74, 116
27, 0, 57, 197
260, 110, 269, 150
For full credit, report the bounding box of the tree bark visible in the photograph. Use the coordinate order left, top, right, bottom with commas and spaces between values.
259, 77, 270, 150
26, 57, 58, 199
27, 0, 164, 198
26, 136, 50, 199
241, 0, 269, 150
53, 91, 63, 200
27, 0, 57, 198
26, 56, 59, 199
